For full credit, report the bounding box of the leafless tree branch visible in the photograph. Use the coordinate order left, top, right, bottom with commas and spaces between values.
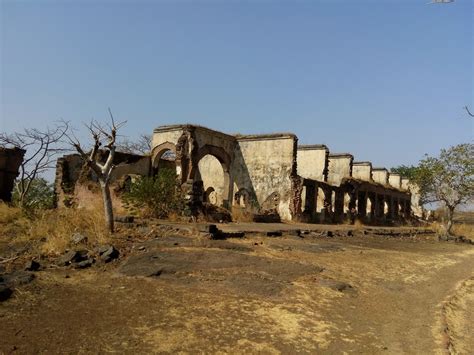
464, 106, 474, 118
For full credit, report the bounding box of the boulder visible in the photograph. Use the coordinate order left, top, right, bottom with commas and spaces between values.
57, 250, 89, 266
24, 260, 40, 271
75, 258, 94, 269
98, 245, 120, 263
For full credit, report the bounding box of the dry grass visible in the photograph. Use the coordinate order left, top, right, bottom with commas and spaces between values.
430, 221, 474, 238
231, 206, 254, 223
452, 223, 474, 238
0, 201, 111, 256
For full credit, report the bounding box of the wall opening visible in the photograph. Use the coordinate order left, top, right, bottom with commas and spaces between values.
154, 149, 176, 174
196, 154, 226, 207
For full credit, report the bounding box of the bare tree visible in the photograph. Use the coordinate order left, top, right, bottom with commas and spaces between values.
464, 106, 474, 118
66, 109, 125, 233
117, 133, 151, 155
0, 122, 69, 208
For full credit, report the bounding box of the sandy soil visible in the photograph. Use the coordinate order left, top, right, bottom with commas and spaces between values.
1, 224, 473, 354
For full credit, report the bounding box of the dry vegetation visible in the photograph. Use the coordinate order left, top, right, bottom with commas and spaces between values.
0, 202, 111, 256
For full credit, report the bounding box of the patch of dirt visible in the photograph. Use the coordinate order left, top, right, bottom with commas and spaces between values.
1, 224, 474, 354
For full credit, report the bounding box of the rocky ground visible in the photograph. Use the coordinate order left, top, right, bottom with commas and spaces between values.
1, 221, 473, 354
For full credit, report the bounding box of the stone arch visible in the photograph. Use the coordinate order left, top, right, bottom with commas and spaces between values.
191, 145, 233, 209
151, 142, 181, 179
192, 145, 231, 174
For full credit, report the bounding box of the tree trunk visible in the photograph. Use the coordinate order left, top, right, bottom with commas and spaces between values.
100, 180, 114, 233
446, 205, 455, 236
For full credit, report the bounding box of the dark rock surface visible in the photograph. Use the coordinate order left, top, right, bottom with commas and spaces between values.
24, 260, 41, 271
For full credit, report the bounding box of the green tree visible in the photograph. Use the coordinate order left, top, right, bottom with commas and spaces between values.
12, 178, 55, 210
413, 143, 474, 235
390, 165, 418, 180
123, 168, 185, 218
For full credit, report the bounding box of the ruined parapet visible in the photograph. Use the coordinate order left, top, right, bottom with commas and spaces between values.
388, 173, 401, 189
0, 147, 25, 202
296, 145, 329, 182
372, 168, 389, 186
352, 161, 373, 182
54, 154, 84, 207
327, 153, 353, 186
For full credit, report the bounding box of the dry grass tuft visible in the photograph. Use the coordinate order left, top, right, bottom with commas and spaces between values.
452, 223, 474, 238
231, 207, 254, 223
430, 221, 474, 238
1, 201, 111, 256
0, 202, 31, 237
352, 219, 365, 229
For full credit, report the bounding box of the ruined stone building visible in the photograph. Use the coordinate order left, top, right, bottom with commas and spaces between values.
55, 124, 423, 224
0, 147, 25, 202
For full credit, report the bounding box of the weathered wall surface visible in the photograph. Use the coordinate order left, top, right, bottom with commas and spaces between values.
409, 182, 423, 218
388, 173, 401, 189
152, 127, 183, 152
197, 154, 225, 205
401, 177, 410, 191
296, 145, 328, 181
0, 147, 25, 202
372, 169, 389, 185
327, 154, 353, 186
55, 152, 150, 208
352, 162, 372, 182
233, 135, 296, 220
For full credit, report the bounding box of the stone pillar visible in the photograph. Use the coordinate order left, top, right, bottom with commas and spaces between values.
334, 190, 345, 223
386, 195, 394, 221
357, 191, 367, 219
393, 197, 399, 220
376, 194, 385, 220
322, 188, 333, 223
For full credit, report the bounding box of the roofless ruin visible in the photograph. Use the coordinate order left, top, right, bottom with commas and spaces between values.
55, 124, 422, 224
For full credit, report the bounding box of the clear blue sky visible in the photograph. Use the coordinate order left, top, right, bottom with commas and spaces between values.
1, 0, 473, 170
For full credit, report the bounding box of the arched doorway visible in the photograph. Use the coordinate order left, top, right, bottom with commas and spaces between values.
198, 155, 225, 206
191, 145, 232, 209
151, 142, 179, 179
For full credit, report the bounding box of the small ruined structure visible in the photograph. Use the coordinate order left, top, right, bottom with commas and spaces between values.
0, 147, 25, 202
55, 124, 422, 224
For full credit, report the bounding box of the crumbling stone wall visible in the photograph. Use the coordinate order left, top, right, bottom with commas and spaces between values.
296, 145, 329, 181
327, 154, 353, 186
51, 123, 424, 224
55, 151, 150, 208
372, 168, 389, 185
233, 134, 297, 221
0, 147, 25, 202
388, 173, 401, 189
352, 162, 372, 182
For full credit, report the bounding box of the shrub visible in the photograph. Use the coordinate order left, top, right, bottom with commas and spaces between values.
122, 168, 186, 218
12, 178, 55, 210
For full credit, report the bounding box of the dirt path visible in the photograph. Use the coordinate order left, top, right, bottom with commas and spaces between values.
1, 231, 473, 354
